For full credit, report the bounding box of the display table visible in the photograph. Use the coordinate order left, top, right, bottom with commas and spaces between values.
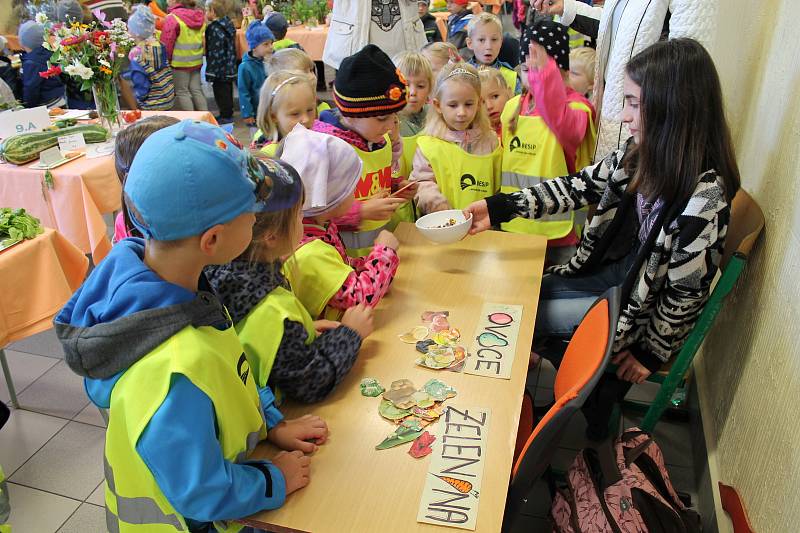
236, 24, 329, 61
0, 110, 217, 263
0, 228, 89, 407
243, 222, 547, 533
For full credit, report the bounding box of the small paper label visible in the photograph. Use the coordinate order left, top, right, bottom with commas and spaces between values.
464, 303, 524, 380
57, 133, 86, 152
417, 405, 491, 530
38, 146, 63, 166
0, 106, 51, 138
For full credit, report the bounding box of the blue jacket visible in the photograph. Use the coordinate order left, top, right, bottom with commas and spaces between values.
238, 51, 266, 119
205, 16, 237, 81
21, 46, 64, 108
54, 239, 286, 528
467, 57, 522, 95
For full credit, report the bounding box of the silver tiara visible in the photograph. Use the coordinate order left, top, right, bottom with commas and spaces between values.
271, 76, 303, 97
445, 67, 479, 80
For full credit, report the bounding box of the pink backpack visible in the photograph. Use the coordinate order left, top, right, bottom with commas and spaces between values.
551, 428, 701, 533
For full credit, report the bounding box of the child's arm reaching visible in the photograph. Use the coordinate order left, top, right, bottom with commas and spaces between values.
269, 320, 364, 403
136, 376, 293, 520
528, 48, 589, 166
327, 240, 399, 310
411, 147, 451, 214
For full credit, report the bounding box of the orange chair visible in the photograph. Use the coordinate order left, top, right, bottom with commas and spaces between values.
503, 287, 620, 531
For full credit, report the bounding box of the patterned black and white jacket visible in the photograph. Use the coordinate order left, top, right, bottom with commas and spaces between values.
486, 140, 732, 371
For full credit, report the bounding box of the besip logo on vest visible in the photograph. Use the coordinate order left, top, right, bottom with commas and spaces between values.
460, 174, 491, 192
509, 136, 537, 155
237, 353, 250, 385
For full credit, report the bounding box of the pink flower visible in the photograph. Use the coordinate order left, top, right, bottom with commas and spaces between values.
92, 8, 112, 28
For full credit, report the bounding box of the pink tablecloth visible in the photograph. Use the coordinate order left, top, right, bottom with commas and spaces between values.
0, 111, 217, 264
236, 25, 328, 61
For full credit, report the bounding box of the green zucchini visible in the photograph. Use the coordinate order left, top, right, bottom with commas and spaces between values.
0, 124, 109, 165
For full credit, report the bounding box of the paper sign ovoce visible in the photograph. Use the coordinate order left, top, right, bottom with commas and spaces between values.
464, 303, 523, 380
417, 405, 491, 530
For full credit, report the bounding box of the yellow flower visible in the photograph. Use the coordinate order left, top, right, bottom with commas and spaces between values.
388, 86, 404, 101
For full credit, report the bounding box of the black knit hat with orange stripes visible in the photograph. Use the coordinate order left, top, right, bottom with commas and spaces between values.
333, 44, 408, 117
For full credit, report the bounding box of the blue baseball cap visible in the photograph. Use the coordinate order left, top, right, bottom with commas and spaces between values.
124, 120, 274, 241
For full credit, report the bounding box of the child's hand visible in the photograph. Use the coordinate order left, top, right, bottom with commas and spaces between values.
612, 350, 652, 384
361, 194, 405, 221
341, 303, 374, 339
464, 200, 490, 235
244, 117, 256, 126
532, 0, 564, 15
527, 42, 548, 71
374, 229, 400, 250
313, 319, 341, 335
268, 415, 329, 453
272, 450, 311, 495
392, 179, 418, 200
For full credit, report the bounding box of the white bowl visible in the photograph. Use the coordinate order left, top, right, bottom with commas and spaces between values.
415, 209, 473, 244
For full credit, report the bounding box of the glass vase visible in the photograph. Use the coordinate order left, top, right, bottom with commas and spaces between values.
92, 80, 121, 139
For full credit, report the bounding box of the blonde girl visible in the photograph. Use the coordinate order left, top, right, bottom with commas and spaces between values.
568, 46, 596, 98
421, 41, 459, 80
254, 71, 317, 156
478, 67, 512, 136
206, 157, 373, 405
268, 48, 331, 114
411, 61, 501, 214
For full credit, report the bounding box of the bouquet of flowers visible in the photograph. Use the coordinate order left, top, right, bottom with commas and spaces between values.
37, 10, 134, 132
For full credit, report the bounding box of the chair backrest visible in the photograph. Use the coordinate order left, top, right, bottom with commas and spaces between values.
722, 189, 765, 268
509, 287, 621, 489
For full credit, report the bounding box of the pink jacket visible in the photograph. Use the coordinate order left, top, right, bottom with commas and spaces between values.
526, 56, 595, 173
410, 126, 498, 214
160, 5, 206, 70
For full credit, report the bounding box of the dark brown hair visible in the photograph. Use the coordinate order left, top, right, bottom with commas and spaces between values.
115, 115, 180, 238
624, 38, 740, 204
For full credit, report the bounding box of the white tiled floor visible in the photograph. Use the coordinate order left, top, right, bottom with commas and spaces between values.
2, 328, 107, 533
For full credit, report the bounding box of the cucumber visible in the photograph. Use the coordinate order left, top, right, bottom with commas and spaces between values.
0, 124, 109, 165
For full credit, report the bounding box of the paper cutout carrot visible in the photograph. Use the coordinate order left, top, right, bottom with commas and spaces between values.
435, 475, 479, 497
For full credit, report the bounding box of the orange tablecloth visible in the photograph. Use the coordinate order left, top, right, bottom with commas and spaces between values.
0, 110, 217, 264
0, 228, 88, 346
236, 25, 328, 61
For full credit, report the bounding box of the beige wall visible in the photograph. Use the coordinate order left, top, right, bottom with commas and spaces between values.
697, 0, 800, 532
0, 0, 14, 34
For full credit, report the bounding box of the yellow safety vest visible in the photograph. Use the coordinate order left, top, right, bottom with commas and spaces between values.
236, 283, 317, 404
340, 135, 393, 257
499, 95, 595, 238
415, 135, 501, 211
317, 101, 331, 114
260, 142, 278, 157
273, 38, 299, 51
104, 323, 266, 532
284, 238, 353, 321
170, 16, 205, 68
500, 65, 519, 93
0, 464, 8, 532
389, 133, 420, 227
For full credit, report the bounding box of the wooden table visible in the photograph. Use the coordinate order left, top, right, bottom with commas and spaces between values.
0, 110, 217, 263
0, 228, 89, 407
245, 222, 546, 533
236, 24, 329, 61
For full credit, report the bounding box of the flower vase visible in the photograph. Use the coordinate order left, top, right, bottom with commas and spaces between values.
92, 81, 121, 138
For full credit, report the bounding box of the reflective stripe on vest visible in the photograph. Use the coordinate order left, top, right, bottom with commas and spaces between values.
499, 95, 595, 238
171, 16, 204, 68
285, 238, 353, 320
236, 284, 317, 393
104, 323, 265, 532
340, 136, 393, 256
415, 135, 501, 211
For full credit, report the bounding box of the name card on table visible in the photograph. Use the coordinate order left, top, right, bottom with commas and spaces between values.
57, 133, 86, 152
38, 147, 63, 166
417, 405, 491, 530
0, 106, 50, 138
464, 303, 524, 379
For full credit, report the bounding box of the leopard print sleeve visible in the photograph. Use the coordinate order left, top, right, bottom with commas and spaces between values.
269, 320, 363, 403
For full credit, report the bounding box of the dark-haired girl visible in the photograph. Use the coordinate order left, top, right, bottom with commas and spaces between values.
464, 38, 741, 440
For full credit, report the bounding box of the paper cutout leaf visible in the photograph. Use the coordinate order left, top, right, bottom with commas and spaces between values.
416, 339, 437, 354
360, 378, 385, 397
409, 431, 436, 458
378, 399, 412, 421
421, 311, 449, 322
383, 379, 418, 409
399, 326, 430, 344
422, 379, 457, 401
